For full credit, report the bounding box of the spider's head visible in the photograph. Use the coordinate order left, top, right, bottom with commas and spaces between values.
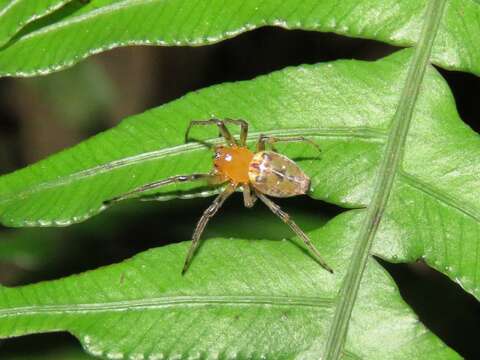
213, 146, 229, 162
213, 145, 254, 184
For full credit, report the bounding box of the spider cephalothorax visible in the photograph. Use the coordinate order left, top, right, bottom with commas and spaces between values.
108, 119, 333, 274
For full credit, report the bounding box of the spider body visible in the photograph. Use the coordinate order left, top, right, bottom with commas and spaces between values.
213, 146, 254, 184
213, 145, 309, 199
249, 151, 310, 198
108, 119, 332, 275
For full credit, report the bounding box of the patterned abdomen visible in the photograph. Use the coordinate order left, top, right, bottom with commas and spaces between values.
248, 151, 310, 198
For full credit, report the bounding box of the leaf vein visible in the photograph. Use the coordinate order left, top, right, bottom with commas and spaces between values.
0, 128, 386, 204
0, 295, 335, 318
399, 171, 480, 223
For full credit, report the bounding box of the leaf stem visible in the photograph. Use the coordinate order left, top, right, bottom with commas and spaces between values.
322, 1, 447, 359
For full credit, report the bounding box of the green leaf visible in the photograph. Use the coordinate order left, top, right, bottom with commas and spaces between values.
0, 46, 478, 357
0, 213, 460, 359
0, 48, 395, 227
323, 1, 446, 357
0, 0, 74, 46
0, 0, 479, 77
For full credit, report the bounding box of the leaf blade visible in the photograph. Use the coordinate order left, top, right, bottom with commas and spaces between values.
0, 0, 74, 46
1, 48, 479, 358
323, 1, 447, 358
0, 0, 479, 77
0, 52, 400, 227
0, 213, 461, 359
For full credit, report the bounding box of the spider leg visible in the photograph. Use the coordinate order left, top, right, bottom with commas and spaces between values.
105, 173, 216, 204
242, 184, 257, 208
222, 119, 249, 146
185, 119, 237, 147
255, 191, 333, 273
256, 135, 320, 153
182, 183, 237, 275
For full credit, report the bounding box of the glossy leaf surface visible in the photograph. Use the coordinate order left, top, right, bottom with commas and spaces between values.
0, 212, 460, 359
0, 0, 479, 77
0, 48, 478, 358
0, 0, 73, 46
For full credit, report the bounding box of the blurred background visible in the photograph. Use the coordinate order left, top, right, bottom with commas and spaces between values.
0, 26, 479, 359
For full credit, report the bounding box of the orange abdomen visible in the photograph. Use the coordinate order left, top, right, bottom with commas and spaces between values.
214, 146, 254, 184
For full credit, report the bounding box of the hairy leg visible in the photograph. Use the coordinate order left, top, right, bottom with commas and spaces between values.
222, 119, 249, 146
242, 184, 257, 208
256, 135, 320, 153
185, 119, 237, 146
255, 191, 333, 273
182, 183, 237, 274
105, 173, 214, 204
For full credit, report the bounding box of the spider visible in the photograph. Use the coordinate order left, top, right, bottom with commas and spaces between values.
107, 119, 333, 274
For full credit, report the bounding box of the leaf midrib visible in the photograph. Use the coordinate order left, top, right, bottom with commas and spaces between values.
0, 294, 335, 318
322, 1, 447, 359
0, 127, 386, 203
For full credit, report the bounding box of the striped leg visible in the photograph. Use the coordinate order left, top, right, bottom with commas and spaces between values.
257, 135, 320, 153
182, 183, 237, 274
105, 173, 213, 204
255, 191, 333, 273
185, 119, 237, 146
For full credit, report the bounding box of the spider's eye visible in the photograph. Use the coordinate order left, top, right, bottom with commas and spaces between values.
214, 152, 221, 160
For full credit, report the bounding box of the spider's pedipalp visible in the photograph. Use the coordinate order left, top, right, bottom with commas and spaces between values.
255, 190, 333, 273
182, 182, 237, 275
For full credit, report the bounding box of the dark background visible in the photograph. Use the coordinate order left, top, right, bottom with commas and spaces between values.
0, 27, 479, 359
